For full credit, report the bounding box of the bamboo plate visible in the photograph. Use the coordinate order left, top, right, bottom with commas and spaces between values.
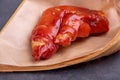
0, 0, 120, 72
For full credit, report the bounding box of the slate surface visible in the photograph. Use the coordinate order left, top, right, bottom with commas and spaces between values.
0, 0, 120, 80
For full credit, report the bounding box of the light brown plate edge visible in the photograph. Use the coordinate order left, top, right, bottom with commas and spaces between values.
0, 0, 120, 72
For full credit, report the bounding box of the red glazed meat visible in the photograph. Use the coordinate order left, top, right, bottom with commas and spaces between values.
31, 6, 109, 60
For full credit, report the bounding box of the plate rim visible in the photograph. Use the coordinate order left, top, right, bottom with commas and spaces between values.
0, 0, 120, 72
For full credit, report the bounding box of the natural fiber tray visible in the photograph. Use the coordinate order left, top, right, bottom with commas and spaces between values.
0, 0, 120, 72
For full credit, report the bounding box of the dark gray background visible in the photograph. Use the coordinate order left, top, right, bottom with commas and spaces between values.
0, 0, 120, 80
